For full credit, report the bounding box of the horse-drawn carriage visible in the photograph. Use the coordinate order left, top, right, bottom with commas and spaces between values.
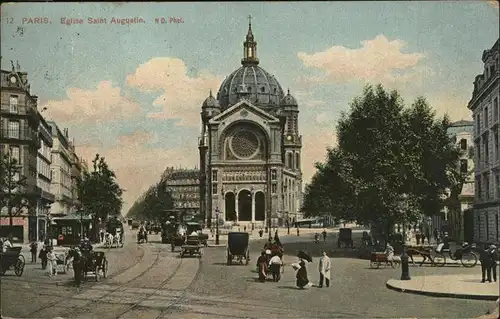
226, 232, 250, 265
337, 228, 354, 248
70, 248, 108, 281
180, 235, 203, 258
0, 247, 25, 276
137, 228, 148, 244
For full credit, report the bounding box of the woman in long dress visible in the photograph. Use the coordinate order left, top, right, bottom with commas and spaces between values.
295, 259, 311, 289
256, 251, 268, 282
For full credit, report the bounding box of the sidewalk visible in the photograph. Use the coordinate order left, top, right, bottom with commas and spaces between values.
386, 273, 499, 300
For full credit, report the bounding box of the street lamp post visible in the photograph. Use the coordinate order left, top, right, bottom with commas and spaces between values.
400, 193, 411, 281
215, 207, 220, 245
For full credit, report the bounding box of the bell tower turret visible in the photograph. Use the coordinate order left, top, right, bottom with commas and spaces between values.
241, 15, 259, 66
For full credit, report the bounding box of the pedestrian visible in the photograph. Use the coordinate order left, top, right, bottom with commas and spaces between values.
256, 251, 268, 283
39, 245, 48, 269
425, 228, 430, 245
433, 228, 439, 244
421, 232, 426, 246
488, 245, 498, 283
30, 241, 38, 263
72, 248, 82, 288
47, 247, 57, 277
295, 259, 311, 289
296, 228, 300, 236
258, 229, 263, 238
100, 229, 105, 244
318, 251, 331, 288
268, 253, 283, 282
2, 236, 13, 252
322, 229, 327, 242
243, 226, 247, 232
416, 231, 421, 246
479, 244, 492, 283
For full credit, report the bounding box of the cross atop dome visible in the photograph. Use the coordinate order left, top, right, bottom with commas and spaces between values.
242, 15, 259, 66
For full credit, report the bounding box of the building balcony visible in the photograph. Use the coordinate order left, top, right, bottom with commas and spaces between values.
0, 127, 40, 148
40, 190, 55, 202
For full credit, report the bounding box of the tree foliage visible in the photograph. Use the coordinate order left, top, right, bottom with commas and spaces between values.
126, 179, 174, 221
302, 84, 465, 235
0, 154, 29, 225
77, 154, 123, 222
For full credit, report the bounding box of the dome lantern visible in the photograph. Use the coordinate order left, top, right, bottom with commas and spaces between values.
281, 88, 298, 106
241, 15, 259, 66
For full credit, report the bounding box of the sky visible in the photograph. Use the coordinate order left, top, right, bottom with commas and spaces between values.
1, 2, 498, 214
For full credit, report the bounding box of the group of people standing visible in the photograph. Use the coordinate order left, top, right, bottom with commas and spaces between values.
294, 251, 331, 289
479, 244, 498, 283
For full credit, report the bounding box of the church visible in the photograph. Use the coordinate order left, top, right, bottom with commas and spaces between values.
198, 18, 303, 229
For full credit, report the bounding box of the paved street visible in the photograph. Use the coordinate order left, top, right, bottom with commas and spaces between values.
1, 229, 496, 319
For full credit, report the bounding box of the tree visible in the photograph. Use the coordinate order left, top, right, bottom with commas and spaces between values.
127, 180, 174, 221
77, 154, 124, 231
0, 154, 29, 226
303, 85, 461, 239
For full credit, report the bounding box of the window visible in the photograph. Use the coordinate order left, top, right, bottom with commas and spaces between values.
271, 184, 277, 194
8, 121, 20, 138
61, 226, 73, 235
212, 183, 217, 195
9, 96, 18, 113
261, 87, 265, 93
9, 145, 20, 163
485, 212, 489, 241
460, 159, 468, 173
476, 114, 481, 134
494, 97, 499, 122
484, 173, 490, 200
271, 169, 277, 180
212, 170, 218, 182
484, 106, 489, 127
295, 153, 300, 169
496, 173, 500, 199
460, 139, 467, 150
477, 176, 482, 200
287, 153, 293, 168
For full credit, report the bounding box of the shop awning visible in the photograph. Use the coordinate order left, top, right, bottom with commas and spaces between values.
52, 211, 92, 221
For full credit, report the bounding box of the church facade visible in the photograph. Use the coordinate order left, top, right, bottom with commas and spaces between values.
198, 19, 303, 228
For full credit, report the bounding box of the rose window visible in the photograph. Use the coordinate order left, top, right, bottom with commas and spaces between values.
230, 130, 260, 159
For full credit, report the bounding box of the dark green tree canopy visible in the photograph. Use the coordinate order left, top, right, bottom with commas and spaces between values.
302, 84, 464, 234
126, 177, 174, 221
0, 154, 29, 225
77, 154, 124, 222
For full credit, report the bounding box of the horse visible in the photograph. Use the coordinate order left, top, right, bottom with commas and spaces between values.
113, 232, 121, 248
105, 233, 113, 248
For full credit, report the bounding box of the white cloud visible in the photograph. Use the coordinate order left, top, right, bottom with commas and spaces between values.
300, 124, 338, 186
126, 57, 222, 126
297, 34, 428, 85
43, 81, 140, 124
76, 130, 198, 214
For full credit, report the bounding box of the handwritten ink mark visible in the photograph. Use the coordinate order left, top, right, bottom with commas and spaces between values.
16, 26, 24, 36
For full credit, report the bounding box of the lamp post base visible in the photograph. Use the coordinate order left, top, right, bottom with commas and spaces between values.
400, 246, 411, 280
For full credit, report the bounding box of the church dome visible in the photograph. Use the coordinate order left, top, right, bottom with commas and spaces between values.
202, 90, 220, 108
281, 89, 298, 106
217, 66, 285, 110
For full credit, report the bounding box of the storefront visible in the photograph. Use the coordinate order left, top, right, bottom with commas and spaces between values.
0, 217, 29, 243
50, 212, 93, 246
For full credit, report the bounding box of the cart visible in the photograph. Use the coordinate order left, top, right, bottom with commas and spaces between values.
82, 250, 108, 281
226, 232, 250, 266
0, 247, 25, 276
369, 252, 396, 268
337, 228, 353, 248
180, 236, 203, 258
54, 247, 69, 274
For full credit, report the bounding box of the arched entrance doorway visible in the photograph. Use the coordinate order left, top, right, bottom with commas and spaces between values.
225, 192, 236, 221
238, 190, 252, 221
255, 192, 265, 221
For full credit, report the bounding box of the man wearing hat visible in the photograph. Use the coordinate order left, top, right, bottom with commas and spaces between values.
488, 245, 498, 283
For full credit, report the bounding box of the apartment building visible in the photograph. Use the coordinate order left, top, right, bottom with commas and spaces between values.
0, 65, 41, 243
69, 140, 88, 212
36, 113, 55, 241
47, 121, 73, 217
446, 120, 475, 242
468, 38, 500, 244
162, 167, 200, 219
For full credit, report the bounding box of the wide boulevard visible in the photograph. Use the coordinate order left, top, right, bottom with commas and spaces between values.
1, 229, 494, 319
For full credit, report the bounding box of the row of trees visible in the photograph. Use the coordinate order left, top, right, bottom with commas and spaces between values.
0, 154, 30, 225
126, 175, 174, 221
1, 152, 124, 233
301, 85, 470, 238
